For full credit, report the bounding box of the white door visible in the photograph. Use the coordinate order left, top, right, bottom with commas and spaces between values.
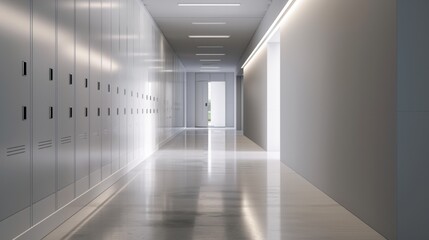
195, 81, 208, 127
209, 81, 226, 127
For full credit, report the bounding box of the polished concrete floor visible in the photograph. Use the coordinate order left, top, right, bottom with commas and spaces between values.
44, 129, 385, 240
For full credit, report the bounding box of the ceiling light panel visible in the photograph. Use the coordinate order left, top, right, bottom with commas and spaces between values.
197, 46, 224, 48
189, 35, 230, 39
196, 53, 226, 56
200, 59, 221, 62
192, 22, 226, 25
178, 3, 240, 7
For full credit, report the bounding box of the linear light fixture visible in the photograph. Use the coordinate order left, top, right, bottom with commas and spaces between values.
179, 3, 240, 7
189, 35, 230, 39
200, 69, 221, 72
242, 0, 297, 69
200, 59, 221, 62
196, 53, 225, 56
192, 22, 226, 25
201, 66, 220, 68
197, 46, 224, 48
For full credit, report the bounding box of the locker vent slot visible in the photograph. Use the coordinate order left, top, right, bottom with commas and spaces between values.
60, 136, 72, 145
85, 107, 88, 117
79, 133, 88, 140
117, 87, 119, 94
85, 78, 88, 88
108, 84, 111, 92
117, 108, 119, 115
38, 140, 53, 150
97, 82, 100, 90
108, 108, 111, 116
97, 108, 101, 116
69, 107, 73, 118
6, 145, 26, 156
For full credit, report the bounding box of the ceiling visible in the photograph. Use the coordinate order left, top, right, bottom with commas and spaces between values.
142, 0, 272, 72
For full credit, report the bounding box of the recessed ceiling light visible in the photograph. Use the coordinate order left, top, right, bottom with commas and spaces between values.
189, 35, 230, 39
197, 46, 224, 49
196, 53, 226, 56
178, 3, 240, 7
201, 66, 220, 69
200, 59, 221, 62
192, 22, 226, 25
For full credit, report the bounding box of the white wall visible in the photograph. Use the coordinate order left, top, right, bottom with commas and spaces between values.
279, 0, 396, 239
397, 1, 429, 239
243, 46, 268, 150
267, 42, 280, 151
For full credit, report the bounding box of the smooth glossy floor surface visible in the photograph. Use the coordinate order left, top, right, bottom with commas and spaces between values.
44, 129, 385, 240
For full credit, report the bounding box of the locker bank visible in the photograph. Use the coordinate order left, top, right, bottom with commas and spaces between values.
0, 0, 427, 239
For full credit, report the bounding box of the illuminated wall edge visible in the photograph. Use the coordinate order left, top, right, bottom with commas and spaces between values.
241, 0, 296, 69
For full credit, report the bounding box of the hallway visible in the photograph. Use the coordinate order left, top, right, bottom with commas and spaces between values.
44, 130, 384, 240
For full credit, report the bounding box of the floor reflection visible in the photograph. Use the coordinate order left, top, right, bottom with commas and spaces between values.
44, 129, 385, 240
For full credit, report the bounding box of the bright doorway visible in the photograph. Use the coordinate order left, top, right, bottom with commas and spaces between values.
195, 81, 226, 127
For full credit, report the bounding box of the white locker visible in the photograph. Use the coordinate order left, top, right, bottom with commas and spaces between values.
0, 0, 32, 227
75, 0, 90, 195
89, 0, 102, 187
31, 0, 57, 223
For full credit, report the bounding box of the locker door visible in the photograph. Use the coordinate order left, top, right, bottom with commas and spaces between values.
119, 0, 127, 167
32, 0, 56, 223
57, 0, 76, 207
126, 0, 134, 163
75, 0, 90, 195
101, 0, 112, 179
89, 0, 102, 187
0, 0, 31, 225
111, 0, 120, 172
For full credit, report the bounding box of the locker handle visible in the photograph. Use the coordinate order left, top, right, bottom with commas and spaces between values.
69, 74, 73, 85
22, 106, 27, 120
49, 106, 54, 119
49, 68, 53, 81
205, 103, 208, 107
22, 61, 27, 76
69, 107, 73, 118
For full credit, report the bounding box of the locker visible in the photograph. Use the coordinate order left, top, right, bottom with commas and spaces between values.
32, 0, 57, 212
90, 0, 103, 186
57, 0, 76, 193
75, 0, 90, 195
0, 0, 32, 223
101, 0, 112, 179
111, 0, 120, 172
